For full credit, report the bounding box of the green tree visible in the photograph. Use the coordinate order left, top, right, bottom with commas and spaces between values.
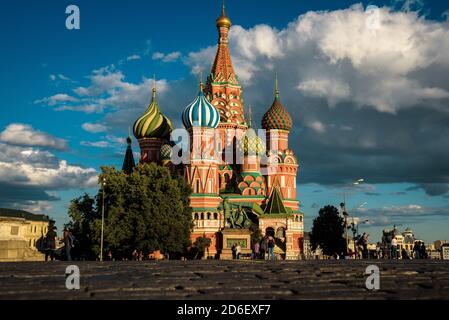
66, 193, 100, 260
310, 205, 346, 257
66, 163, 193, 260
192, 237, 212, 259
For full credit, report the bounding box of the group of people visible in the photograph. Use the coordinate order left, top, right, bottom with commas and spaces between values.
251, 235, 277, 261
389, 236, 428, 260
43, 226, 76, 261
231, 235, 277, 260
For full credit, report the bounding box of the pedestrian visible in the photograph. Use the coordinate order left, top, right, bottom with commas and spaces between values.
420, 242, 427, 259
391, 236, 398, 259
259, 239, 266, 260
44, 226, 57, 261
253, 241, 260, 260
413, 242, 420, 259
231, 243, 236, 259
267, 236, 275, 261
236, 243, 242, 260
63, 228, 75, 261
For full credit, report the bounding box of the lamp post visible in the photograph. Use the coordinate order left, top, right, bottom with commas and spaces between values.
340, 178, 365, 256
100, 177, 106, 262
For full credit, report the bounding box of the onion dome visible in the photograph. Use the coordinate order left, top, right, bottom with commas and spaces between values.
182, 82, 220, 129
160, 143, 173, 161
238, 108, 265, 156
216, 3, 232, 29
133, 83, 173, 140
262, 78, 293, 132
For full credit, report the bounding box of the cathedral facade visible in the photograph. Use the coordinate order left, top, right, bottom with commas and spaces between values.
130, 5, 304, 259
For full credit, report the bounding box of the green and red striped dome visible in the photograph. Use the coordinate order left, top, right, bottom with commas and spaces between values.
261, 86, 292, 132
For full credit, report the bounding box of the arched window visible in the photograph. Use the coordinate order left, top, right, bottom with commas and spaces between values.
194, 213, 199, 220
300, 216, 303, 222
214, 212, 218, 220
207, 212, 211, 220
200, 213, 204, 220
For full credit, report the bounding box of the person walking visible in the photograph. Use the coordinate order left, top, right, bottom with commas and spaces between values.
391, 236, 398, 259
259, 239, 266, 260
236, 243, 242, 260
44, 226, 57, 261
413, 242, 421, 259
231, 243, 236, 260
63, 228, 75, 261
267, 236, 275, 261
253, 242, 260, 260
420, 242, 427, 259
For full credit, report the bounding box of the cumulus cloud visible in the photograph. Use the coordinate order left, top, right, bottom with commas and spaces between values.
34, 93, 78, 106
0, 137, 98, 211
0, 124, 68, 151
126, 54, 141, 61
187, 4, 449, 112
82, 122, 108, 133
152, 51, 182, 62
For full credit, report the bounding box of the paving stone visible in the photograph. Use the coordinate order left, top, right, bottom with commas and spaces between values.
0, 260, 448, 299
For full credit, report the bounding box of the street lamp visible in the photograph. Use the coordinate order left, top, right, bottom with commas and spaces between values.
100, 177, 106, 262
340, 178, 365, 256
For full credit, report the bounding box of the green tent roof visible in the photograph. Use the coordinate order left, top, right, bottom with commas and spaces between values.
263, 186, 289, 215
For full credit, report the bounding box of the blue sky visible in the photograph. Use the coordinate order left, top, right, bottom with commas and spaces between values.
1, 0, 449, 243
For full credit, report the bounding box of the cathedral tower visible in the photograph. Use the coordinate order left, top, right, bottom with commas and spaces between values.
262, 79, 299, 211
133, 79, 173, 164
183, 82, 223, 256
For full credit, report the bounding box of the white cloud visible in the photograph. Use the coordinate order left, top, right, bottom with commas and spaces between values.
82, 122, 107, 133
152, 51, 182, 62
55, 104, 104, 114
186, 5, 449, 112
307, 120, 326, 133
80, 141, 110, 148
0, 124, 68, 150
34, 93, 78, 106
126, 54, 141, 61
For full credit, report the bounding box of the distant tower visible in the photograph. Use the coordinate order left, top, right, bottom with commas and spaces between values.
262, 78, 299, 211
122, 130, 136, 174
133, 77, 173, 164
183, 81, 223, 256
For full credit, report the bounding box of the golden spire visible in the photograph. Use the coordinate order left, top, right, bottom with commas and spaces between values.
275, 74, 279, 98
200, 72, 204, 91
216, 0, 232, 29
152, 74, 156, 99
248, 105, 253, 128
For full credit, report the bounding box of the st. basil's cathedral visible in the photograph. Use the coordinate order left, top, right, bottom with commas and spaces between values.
125, 5, 304, 259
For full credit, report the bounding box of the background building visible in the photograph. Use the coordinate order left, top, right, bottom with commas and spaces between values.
0, 208, 52, 262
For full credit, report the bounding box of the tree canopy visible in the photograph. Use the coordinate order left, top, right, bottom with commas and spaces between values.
66, 163, 193, 260
310, 205, 346, 257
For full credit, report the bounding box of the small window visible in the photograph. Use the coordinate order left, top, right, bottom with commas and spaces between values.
214, 212, 218, 220
10, 226, 19, 236
207, 212, 211, 220
194, 213, 199, 220
200, 213, 204, 220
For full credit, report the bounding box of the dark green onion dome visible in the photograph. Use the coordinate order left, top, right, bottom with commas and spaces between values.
160, 143, 173, 161
133, 86, 173, 140
261, 79, 293, 132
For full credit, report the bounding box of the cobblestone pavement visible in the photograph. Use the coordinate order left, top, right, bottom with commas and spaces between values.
0, 260, 448, 300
